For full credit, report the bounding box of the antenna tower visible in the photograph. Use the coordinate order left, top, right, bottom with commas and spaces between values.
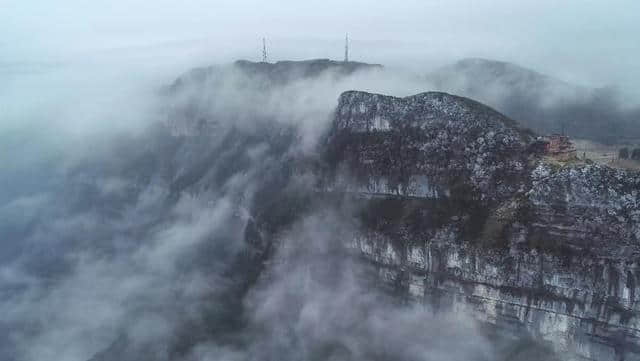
262, 37, 268, 63
344, 33, 349, 62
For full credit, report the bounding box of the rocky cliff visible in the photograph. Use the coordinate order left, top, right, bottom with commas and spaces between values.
83, 61, 640, 361
324, 90, 640, 361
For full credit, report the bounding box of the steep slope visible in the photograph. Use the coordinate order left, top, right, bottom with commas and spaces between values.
326, 90, 533, 203
324, 90, 640, 361
79, 61, 639, 361
161, 68, 640, 360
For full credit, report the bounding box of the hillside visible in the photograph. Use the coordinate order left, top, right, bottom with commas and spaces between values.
429, 58, 639, 144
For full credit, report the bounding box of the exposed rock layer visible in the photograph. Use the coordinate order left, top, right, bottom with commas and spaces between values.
92, 61, 640, 361
326, 90, 640, 361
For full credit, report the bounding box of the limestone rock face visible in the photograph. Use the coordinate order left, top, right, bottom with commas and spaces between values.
149, 63, 640, 360
325, 90, 640, 361
327, 91, 532, 202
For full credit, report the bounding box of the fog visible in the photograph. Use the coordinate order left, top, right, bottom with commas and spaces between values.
0, 58, 512, 360
4, 0, 640, 89
1, 1, 637, 360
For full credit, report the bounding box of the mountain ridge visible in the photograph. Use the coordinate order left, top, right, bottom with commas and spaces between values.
429, 57, 639, 143
85, 61, 640, 361
321, 90, 640, 361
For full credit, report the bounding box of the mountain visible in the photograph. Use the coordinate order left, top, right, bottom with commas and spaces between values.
326, 90, 533, 202
318, 90, 640, 361
429, 58, 587, 99
168, 58, 383, 93
428, 58, 639, 144
21, 59, 637, 361
162, 58, 384, 137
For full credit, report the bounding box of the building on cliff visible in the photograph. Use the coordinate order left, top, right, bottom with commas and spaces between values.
543, 134, 577, 161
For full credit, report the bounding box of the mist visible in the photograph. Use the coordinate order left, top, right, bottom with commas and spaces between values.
4, 0, 640, 90
0, 55, 536, 361
2, 1, 639, 360
0, 54, 461, 361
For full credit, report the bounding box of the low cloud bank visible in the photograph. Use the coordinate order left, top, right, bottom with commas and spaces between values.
1, 58, 556, 361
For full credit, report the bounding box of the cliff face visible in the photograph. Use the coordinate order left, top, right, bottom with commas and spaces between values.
325, 91, 640, 361
85, 61, 640, 360
326, 91, 532, 202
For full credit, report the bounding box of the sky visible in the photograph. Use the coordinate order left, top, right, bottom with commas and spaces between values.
2, 0, 640, 92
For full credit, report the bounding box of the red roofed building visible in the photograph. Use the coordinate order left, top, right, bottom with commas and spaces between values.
544, 134, 577, 161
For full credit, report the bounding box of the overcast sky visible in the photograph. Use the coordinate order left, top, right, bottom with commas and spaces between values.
2, 0, 640, 92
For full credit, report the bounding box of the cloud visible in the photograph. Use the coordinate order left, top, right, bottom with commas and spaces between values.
427, 58, 640, 143
235, 211, 494, 361
0, 36, 589, 360
0, 56, 493, 361
3, 0, 640, 96
1, 184, 233, 358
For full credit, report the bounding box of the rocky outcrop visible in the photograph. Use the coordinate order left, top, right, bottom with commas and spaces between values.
159, 71, 640, 359
141, 62, 640, 360
326, 90, 532, 202
325, 90, 640, 361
